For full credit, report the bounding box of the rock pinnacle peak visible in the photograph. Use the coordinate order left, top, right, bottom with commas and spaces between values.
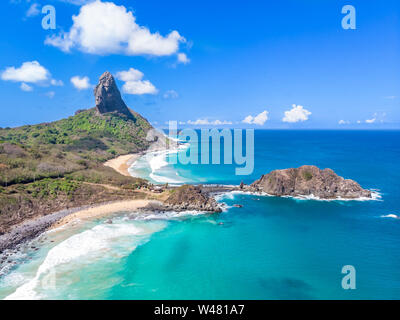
94, 71, 131, 117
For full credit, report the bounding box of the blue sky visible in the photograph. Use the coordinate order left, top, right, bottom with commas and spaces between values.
0, 0, 399, 129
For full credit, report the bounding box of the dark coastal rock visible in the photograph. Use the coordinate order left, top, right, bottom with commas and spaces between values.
164, 185, 222, 213
94, 71, 132, 118
250, 165, 371, 199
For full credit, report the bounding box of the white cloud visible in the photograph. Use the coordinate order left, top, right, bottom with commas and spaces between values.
213, 119, 233, 125
242, 115, 253, 124
364, 112, 386, 124
187, 119, 232, 125
1, 61, 62, 90
242, 110, 269, 125
51, 79, 64, 86
26, 3, 40, 17
115, 68, 143, 82
1, 61, 50, 83
115, 68, 157, 95
357, 120, 361, 124
282, 104, 311, 123
365, 115, 377, 124
177, 53, 190, 64
70, 76, 91, 90
20, 83, 33, 92
45, 1, 186, 56
163, 90, 179, 99
45, 91, 56, 99
122, 80, 157, 95
338, 120, 350, 125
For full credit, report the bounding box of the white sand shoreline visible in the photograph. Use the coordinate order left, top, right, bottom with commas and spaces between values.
104, 153, 142, 177
51, 199, 152, 229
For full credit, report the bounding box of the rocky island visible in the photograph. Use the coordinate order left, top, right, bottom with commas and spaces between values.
164, 185, 222, 212
248, 165, 371, 199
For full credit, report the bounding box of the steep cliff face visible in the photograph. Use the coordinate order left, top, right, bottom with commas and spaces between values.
94, 71, 132, 118
250, 165, 371, 199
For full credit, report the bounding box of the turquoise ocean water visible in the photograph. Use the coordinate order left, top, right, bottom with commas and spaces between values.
1, 130, 399, 299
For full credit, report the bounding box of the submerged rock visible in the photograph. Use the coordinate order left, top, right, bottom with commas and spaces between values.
250, 165, 371, 199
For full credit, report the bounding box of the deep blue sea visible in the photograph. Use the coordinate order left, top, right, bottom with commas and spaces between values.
1, 130, 399, 299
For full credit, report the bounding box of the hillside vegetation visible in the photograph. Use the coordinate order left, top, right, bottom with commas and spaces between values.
0, 108, 151, 186
0, 108, 153, 233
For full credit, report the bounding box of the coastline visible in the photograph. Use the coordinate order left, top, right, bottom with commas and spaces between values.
104, 154, 141, 176
0, 136, 378, 256
0, 200, 151, 253
0, 140, 173, 253
52, 199, 152, 229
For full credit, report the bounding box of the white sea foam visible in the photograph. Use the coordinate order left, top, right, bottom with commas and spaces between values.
214, 189, 382, 202
4, 220, 166, 300
130, 145, 190, 184
380, 214, 399, 219
148, 150, 170, 172
288, 190, 382, 202
132, 210, 208, 221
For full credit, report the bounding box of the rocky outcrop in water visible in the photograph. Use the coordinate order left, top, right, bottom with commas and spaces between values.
94, 71, 132, 118
164, 185, 222, 212
250, 165, 371, 199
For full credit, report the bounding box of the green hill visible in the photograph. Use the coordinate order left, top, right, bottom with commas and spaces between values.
0, 108, 152, 186
0, 72, 156, 234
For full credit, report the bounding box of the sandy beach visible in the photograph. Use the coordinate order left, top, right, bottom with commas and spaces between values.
52, 199, 151, 229
104, 153, 141, 176
0, 200, 153, 252
0, 141, 169, 252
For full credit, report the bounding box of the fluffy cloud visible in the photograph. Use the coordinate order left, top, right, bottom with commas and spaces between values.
163, 90, 179, 99
1, 61, 50, 83
282, 104, 311, 123
362, 113, 386, 124
122, 80, 157, 95
338, 120, 350, 125
365, 115, 377, 124
187, 119, 232, 125
45, 1, 186, 57
115, 68, 157, 95
70, 76, 91, 90
115, 68, 143, 82
51, 79, 64, 86
20, 83, 33, 92
26, 3, 40, 17
45, 91, 56, 99
242, 110, 269, 125
177, 53, 190, 64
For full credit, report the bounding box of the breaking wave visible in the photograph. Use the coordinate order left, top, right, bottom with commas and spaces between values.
214, 189, 382, 202
5, 220, 167, 300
